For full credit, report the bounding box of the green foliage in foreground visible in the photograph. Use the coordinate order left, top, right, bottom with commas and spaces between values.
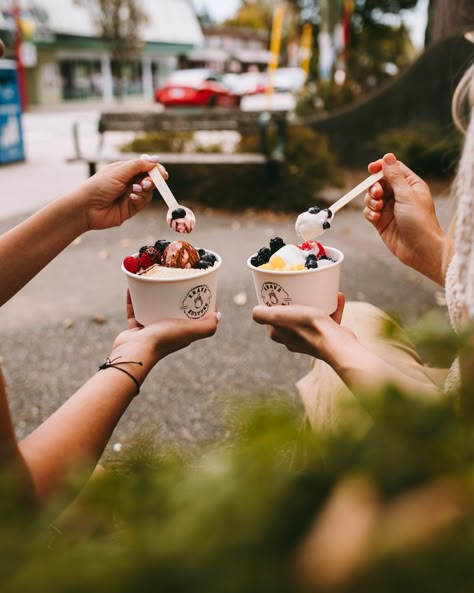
2, 387, 474, 592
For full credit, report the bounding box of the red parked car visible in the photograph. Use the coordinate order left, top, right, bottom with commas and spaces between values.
154, 69, 241, 108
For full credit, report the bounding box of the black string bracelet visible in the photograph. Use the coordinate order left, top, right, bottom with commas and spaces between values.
98, 356, 143, 396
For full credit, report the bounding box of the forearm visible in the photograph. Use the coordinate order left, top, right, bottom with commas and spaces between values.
0, 192, 86, 306
407, 228, 451, 286
18, 358, 151, 506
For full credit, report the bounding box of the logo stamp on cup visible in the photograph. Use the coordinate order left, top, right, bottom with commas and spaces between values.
181, 284, 212, 319
260, 282, 292, 306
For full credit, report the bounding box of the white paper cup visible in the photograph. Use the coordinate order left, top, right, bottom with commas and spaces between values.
247, 246, 344, 314
122, 250, 222, 325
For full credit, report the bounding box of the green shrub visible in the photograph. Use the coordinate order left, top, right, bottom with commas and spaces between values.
372, 125, 462, 178
120, 126, 342, 212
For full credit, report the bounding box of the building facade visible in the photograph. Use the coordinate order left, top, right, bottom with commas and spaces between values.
0, 0, 204, 106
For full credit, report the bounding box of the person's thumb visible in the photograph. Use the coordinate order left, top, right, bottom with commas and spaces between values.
381, 153, 410, 199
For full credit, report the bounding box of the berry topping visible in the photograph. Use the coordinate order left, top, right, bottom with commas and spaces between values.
257, 247, 272, 263
198, 248, 206, 257
123, 255, 140, 274
171, 207, 186, 220
143, 246, 161, 264
269, 236, 285, 254
308, 206, 321, 214
201, 252, 217, 266
305, 254, 317, 262
322, 221, 331, 230
154, 239, 170, 255
305, 259, 319, 269
250, 256, 261, 267
139, 245, 148, 255
138, 251, 154, 270
193, 260, 211, 269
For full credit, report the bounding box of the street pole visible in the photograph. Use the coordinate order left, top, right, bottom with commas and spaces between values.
12, 0, 28, 111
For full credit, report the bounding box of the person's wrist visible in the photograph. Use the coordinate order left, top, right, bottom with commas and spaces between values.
59, 189, 90, 236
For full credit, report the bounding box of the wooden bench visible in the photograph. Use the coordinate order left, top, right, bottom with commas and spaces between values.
69, 108, 288, 177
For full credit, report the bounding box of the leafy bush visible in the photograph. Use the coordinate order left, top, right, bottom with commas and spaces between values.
2, 385, 474, 593
372, 125, 462, 178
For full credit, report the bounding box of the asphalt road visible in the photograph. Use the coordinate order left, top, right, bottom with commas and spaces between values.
0, 105, 456, 452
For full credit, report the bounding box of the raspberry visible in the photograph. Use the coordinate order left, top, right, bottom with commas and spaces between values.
144, 246, 160, 264
300, 241, 326, 257
139, 252, 153, 270
123, 255, 140, 274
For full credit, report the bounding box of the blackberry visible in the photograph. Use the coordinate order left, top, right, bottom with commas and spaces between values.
171, 207, 186, 220
305, 259, 319, 269
139, 245, 148, 255
322, 221, 331, 230
154, 239, 170, 254
269, 236, 285, 254
326, 208, 333, 219
202, 253, 217, 266
194, 260, 210, 269
257, 247, 271, 263
308, 206, 320, 214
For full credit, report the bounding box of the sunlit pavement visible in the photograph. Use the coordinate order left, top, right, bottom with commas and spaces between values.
0, 102, 455, 449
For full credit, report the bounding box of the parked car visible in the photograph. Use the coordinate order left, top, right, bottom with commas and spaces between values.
154, 69, 241, 107
223, 71, 268, 96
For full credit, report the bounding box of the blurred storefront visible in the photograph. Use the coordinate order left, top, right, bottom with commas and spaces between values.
0, 0, 204, 107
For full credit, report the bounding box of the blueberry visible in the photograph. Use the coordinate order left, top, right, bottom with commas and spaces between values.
319, 254, 329, 260
326, 208, 333, 219
202, 253, 217, 266
269, 236, 285, 254
194, 260, 210, 269
250, 256, 262, 267
171, 207, 186, 220
257, 247, 271, 263
154, 240, 170, 254
198, 248, 206, 257
308, 206, 320, 214
305, 259, 319, 269
139, 245, 148, 255
305, 253, 317, 261
322, 221, 331, 230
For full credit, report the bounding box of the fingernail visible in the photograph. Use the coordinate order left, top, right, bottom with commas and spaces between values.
132, 184, 142, 193
385, 153, 396, 165
129, 193, 139, 201
216, 311, 222, 322
142, 180, 153, 189
140, 153, 160, 162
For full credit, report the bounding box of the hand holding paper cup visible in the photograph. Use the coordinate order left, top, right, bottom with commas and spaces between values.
247, 238, 343, 315
122, 239, 222, 325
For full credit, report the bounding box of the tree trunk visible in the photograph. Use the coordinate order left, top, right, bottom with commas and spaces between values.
425, 0, 474, 46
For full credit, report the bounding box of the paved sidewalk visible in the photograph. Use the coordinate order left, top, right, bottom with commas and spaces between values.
0, 106, 456, 450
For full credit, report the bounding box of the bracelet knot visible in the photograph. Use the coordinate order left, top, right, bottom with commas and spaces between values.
98, 356, 143, 396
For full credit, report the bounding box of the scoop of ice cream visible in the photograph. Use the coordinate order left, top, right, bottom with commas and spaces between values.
295, 207, 333, 241
166, 206, 196, 234
162, 240, 200, 268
